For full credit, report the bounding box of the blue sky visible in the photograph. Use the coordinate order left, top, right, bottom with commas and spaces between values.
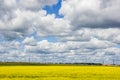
0, 0, 120, 64
44, 0, 63, 18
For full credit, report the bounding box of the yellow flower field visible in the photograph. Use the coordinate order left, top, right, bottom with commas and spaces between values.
0, 66, 120, 80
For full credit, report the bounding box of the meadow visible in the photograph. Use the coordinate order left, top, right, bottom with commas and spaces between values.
0, 66, 120, 80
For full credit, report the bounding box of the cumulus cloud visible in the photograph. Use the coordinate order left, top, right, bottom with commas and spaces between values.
19, 0, 58, 10
60, 0, 120, 28
0, 0, 70, 40
22, 38, 119, 63
2, 0, 58, 10
0, 41, 20, 54
0, 0, 61, 40
57, 28, 120, 44
24, 38, 116, 55
22, 36, 36, 46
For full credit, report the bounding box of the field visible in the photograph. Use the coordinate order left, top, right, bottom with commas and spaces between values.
0, 66, 120, 80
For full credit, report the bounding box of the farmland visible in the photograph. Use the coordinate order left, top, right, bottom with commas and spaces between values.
0, 66, 120, 80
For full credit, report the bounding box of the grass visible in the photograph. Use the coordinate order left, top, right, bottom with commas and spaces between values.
0, 66, 120, 80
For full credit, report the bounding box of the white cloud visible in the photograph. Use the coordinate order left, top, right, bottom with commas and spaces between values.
0, 7, 70, 40
24, 38, 116, 54
60, 0, 120, 28
22, 36, 36, 46
2, 0, 58, 10
19, 0, 58, 10
0, 0, 61, 40
57, 28, 120, 44
0, 41, 20, 54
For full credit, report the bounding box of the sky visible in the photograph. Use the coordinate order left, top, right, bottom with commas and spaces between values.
0, 0, 120, 64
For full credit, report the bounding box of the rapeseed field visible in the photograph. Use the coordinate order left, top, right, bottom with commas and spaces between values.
0, 66, 120, 80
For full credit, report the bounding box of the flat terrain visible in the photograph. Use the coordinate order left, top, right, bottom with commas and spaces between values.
0, 66, 120, 80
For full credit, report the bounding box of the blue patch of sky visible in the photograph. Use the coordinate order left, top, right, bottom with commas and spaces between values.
15, 38, 24, 43
35, 36, 57, 42
0, 38, 5, 42
43, 0, 63, 18
115, 44, 120, 48
32, 32, 57, 42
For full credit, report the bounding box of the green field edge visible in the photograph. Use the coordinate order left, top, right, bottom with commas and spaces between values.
1, 62, 120, 67
0, 62, 104, 66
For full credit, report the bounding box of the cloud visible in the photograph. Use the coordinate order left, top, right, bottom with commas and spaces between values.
60, 0, 120, 29
0, 41, 20, 54
19, 0, 58, 10
0, 38, 119, 63
2, 0, 58, 10
24, 38, 116, 54
22, 38, 118, 63
24, 40, 68, 54
0, 1, 70, 40
57, 28, 120, 44
22, 36, 36, 46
